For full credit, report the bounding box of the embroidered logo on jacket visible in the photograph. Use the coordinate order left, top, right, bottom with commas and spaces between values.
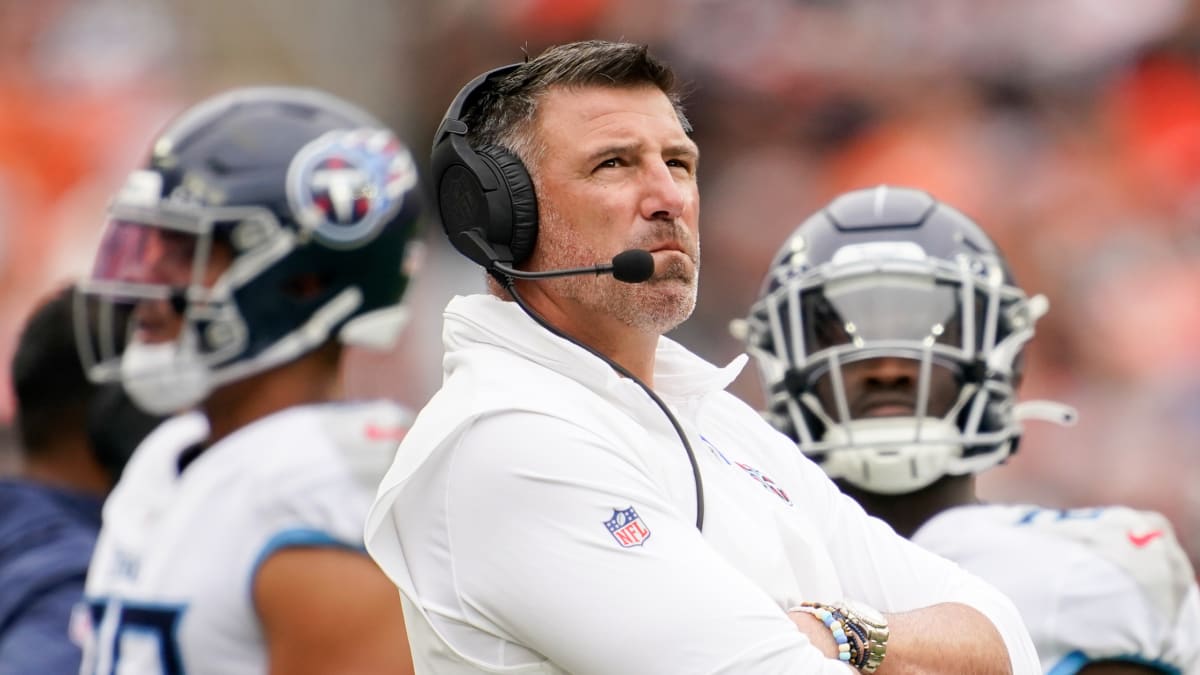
701, 434, 793, 506
736, 462, 792, 505
604, 507, 651, 548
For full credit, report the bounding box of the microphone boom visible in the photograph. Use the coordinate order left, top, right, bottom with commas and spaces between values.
493, 249, 655, 284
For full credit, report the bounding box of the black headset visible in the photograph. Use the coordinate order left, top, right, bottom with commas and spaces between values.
431, 63, 540, 272
430, 63, 706, 532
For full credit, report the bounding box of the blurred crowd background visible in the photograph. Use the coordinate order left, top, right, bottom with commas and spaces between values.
2, 0, 1199, 570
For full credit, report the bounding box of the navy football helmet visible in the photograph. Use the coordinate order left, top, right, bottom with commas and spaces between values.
76, 87, 422, 414
735, 186, 1074, 494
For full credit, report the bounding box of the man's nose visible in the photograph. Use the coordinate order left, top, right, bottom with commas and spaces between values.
639, 161, 687, 221
855, 357, 921, 386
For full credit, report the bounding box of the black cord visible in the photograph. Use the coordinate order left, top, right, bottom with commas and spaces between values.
502, 276, 706, 531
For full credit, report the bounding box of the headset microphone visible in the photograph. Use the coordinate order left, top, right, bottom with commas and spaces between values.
456, 230, 657, 284
493, 249, 655, 283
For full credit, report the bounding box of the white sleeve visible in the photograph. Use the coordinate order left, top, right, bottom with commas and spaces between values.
433, 411, 852, 675
1010, 506, 1200, 672
798, 459, 1040, 674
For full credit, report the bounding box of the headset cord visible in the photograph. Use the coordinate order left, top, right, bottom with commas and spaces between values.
503, 277, 705, 531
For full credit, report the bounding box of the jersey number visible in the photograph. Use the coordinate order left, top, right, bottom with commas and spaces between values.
84, 599, 186, 675
1015, 506, 1106, 525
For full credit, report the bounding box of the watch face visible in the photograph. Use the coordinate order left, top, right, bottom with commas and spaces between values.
843, 599, 887, 627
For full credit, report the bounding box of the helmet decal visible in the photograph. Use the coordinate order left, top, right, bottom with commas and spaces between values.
287, 129, 418, 250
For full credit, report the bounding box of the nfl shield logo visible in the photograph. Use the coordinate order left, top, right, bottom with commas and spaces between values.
604, 507, 651, 548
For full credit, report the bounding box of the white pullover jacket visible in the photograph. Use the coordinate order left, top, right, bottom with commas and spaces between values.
366, 294, 1039, 674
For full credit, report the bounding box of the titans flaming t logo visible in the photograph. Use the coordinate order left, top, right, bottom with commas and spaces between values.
287, 128, 417, 249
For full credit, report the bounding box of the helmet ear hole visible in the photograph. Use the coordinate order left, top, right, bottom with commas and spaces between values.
781, 368, 808, 398
752, 327, 775, 354
773, 368, 828, 447
960, 359, 988, 386
282, 272, 332, 301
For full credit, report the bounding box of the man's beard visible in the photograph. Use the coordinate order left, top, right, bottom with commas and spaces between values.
534, 206, 699, 335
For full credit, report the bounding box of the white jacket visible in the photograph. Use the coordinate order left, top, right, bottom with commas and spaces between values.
366, 294, 1039, 674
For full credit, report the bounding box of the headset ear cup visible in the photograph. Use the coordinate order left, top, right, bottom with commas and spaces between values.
476, 144, 538, 265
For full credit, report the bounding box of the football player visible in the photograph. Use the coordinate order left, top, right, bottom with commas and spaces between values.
736, 185, 1200, 674
73, 87, 423, 675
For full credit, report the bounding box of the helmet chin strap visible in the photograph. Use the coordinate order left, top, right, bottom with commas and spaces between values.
821, 417, 963, 495
797, 381, 987, 495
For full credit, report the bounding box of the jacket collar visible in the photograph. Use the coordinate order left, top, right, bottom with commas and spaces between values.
443, 294, 747, 400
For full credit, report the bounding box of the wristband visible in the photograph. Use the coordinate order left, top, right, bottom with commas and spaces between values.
790, 604, 855, 665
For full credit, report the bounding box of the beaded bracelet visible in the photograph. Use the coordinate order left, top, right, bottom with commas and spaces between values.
790, 604, 855, 665
837, 611, 871, 670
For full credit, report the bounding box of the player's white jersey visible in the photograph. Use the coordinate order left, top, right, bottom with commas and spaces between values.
76, 400, 410, 675
913, 503, 1200, 674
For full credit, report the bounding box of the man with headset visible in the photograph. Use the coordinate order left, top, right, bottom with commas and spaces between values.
366, 40, 1039, 674
735, 185, 1200, 674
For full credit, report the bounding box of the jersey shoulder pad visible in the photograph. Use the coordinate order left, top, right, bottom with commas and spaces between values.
313, 400, 414, 491
1011, 505, 1196, 621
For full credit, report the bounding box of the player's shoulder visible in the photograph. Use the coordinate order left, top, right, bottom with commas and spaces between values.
309, 398, 413, 447
309, 399, 414, 490
925, 503, 1197, 621
236, 399, 413, 491
992, 505, 1187, 568
1016, 505, 1195, 616
121, 411, 210, 471
105, 411, 209, 505
922, 502, 1178, 543
913, 503, 1046, 561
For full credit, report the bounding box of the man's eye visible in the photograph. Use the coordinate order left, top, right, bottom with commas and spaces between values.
666, 160, 696, 177
595, 158, 620, 170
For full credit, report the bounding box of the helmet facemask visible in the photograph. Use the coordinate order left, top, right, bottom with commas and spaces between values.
743, 241, 1041, 494
76, 189, 294, 415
